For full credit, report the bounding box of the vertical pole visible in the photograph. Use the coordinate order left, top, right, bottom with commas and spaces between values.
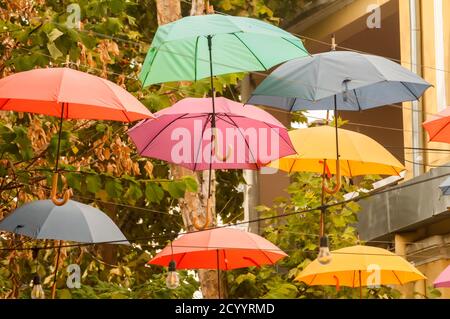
216, 249, 221, 299
55, 103, 65, 172
207, 35, 215, 201
359, 270, 362, 299
51, 240, 63, 299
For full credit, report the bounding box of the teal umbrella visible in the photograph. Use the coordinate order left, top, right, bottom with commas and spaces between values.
139, 14, 308, 223
139, 14, 308, 86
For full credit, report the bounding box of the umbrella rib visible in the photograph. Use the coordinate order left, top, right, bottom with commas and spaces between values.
192, 114, 211, 171
428, 120, 450, 142
0, 98, 10, 110
288, 159, 297, 174
289, 98, 297, 112
347, 160, 353, 178
232, 33, 267, 71
392, 270, 404, 286
224, 114, 259, 169
281, 37, 310, 56
194, 36, 200, 82
140, 113, 189, 155
353, 89, 362, 111
98, 78, 133, 122
400, 81, 419, 100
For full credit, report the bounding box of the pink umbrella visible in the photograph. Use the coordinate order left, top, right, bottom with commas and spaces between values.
434, 265, 450, 288
128, 97, 295, 171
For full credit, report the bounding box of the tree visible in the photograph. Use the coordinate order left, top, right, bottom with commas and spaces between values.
0, 0, 244, 299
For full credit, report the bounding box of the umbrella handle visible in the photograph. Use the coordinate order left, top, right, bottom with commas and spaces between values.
322, 160, 342, 195
212, 127, 233, 162
51, 172, 72, 206
192, 197, 212, 230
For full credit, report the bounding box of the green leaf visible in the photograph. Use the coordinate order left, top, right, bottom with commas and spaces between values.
105, 179, 123, 199
47, 28, 64, 42
167, 181, 186, 199
47, 42, 63, 60
182, 176, 198, 192
86, 175, 102, 194
58, 289, 72, 299
125, 182, 143, 204
145, 182, 164, 203
66, 173, 82, 192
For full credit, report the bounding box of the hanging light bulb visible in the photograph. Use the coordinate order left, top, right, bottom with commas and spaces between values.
318, 236, 332, 265
166, 260, 180, 289
30, 275, 45, 299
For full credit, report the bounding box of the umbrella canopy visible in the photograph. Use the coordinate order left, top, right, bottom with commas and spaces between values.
139, 14, 308, 86
0, 67, 154, 121
149, 227, 287, 270
439, 176, 450, 195
248, 51, 431, 111
423, 107, 450, 143
128, 97, 296, 171
434, 265, 450, 288
0, 200, 129, 244
267, 126, 404, 176
295, 245, 425, 287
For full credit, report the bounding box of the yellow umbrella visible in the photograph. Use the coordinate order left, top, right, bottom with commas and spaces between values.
268, 126, 405, 177
295, 245, 426, 298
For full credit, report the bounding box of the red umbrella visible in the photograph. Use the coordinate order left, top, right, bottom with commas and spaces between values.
149, 227, 287, 298
423, 107, 450, 143
0, 68, 154, 205
0, 67, 154, 121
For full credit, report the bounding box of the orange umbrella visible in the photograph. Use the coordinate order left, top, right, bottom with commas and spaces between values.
0, 68, 154, 121
0, 68, 154, 205
423, 107, 450, 143
149, 227, 287, 297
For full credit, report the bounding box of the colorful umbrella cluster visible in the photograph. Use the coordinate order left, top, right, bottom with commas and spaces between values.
0, 11, 438, 300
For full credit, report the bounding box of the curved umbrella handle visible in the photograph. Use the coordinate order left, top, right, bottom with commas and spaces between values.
322, 160, 342, 195
51, 172, 72, 206
212, 127, 233, 162
192, 197, 212, 230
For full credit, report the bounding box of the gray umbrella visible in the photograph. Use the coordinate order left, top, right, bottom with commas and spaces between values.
247, 51, 431, 111
247, 50, 431, 260
0, 199, 129, 245
439, 176, 450, 195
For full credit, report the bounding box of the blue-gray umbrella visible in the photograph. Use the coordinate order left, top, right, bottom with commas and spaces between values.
0, 199, 129, 244
247, 50, 431, 261
0, 199, 129, 299
439, 176, 450, 195
247, 51, 431, 111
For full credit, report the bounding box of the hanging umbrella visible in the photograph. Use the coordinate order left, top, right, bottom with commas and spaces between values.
149, 227, 287, 298
423, 107, 450, 143
0, 199, 129, 298
439, 176, 450, 195
139, 14, 308, 86
268, 126, 404, 177
295, 245, 426, 299
248, 50, 431, 192
0, 67, 154, 205
434, 265, 450, 288
267, 126, 404, 263
128, 97, 295, 229
128, 97, 296, 171
0, 199, 129, 244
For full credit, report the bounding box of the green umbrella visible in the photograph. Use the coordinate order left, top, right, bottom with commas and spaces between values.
139, 14, 308, 86
139, 14, 308, 229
